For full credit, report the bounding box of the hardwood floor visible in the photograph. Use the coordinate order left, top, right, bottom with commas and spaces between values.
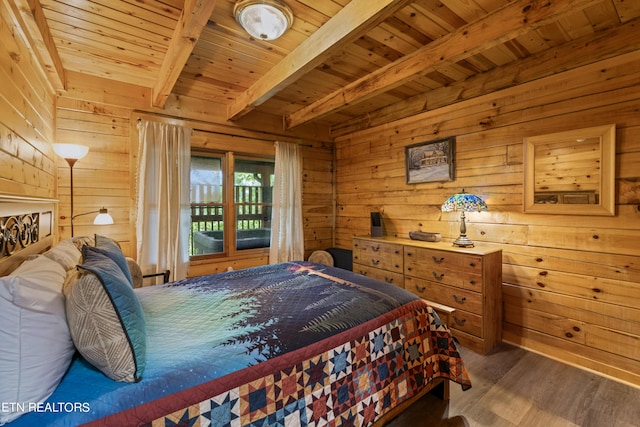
387, 343, 640, 426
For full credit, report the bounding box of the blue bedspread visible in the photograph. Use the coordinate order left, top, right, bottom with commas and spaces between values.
8, 262, 470, 426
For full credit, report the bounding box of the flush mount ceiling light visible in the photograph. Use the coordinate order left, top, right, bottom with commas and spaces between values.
234, 0, 293, 41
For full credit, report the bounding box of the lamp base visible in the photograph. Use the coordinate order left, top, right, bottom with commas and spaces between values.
452, 235, 475, 247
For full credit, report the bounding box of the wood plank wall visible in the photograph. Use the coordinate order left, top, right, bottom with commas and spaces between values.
334, 51, 640, 386
55, 98, 132, 252
50, 99, 334, 272
187, 126, 334, 276
0, 0, 56, 202
2, 0, 333, 272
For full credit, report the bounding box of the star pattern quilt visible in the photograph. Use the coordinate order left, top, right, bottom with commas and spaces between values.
8, 262, 470, 427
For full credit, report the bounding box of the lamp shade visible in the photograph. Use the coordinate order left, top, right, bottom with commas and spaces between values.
93, 208, 114, 225
441, 189, 487, 247
234, 0, 293, 40
441, 189, 488, 212
52, 143, 89, 160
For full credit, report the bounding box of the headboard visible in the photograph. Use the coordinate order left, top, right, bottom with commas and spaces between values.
0, 196, 56, 276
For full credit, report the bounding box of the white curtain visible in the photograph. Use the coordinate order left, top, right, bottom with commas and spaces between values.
269, 141, 304, 263
136, 120, 191, 281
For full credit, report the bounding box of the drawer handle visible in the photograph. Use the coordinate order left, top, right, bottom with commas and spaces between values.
453, 315, 466, 326
452, 294, 466, 304
469, 262, 476, 267
372, 246, 380, 252
386, 277, 394, 283
432, 256, 444, 263
414, 284, 426, 293
469, 280, 476, 285
359, 270, 367, 276
372, 259, 380, 265
406, 252, 413, 257
432, 271, 445, 280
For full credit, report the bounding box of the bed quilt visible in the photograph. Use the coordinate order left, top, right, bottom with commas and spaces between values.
7, 262, 471, 426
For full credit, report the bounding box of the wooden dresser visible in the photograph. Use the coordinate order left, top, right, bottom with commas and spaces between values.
353, 236, 502, 354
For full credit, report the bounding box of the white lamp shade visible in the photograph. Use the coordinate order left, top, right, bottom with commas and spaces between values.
93, 211, 114, 225
52, 143, 89, 160
235, 0, 293, 40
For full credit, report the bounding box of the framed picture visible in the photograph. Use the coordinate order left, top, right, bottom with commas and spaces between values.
405, 136, 455, 184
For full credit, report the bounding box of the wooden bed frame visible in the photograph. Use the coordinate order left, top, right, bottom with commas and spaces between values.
1, 195, 451, 427
372, 378, 449, 426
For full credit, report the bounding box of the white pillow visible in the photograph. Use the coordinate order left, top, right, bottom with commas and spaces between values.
0, 257, 74, 424
43, 239, 82, 271
11, 254, 67, 287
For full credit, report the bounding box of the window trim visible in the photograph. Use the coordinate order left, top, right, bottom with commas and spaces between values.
190, 149, 274, 261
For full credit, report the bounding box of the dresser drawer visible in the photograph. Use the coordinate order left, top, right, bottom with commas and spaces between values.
404, 276, 483, 315
449, 310, 483, 337
353, 263, 404, 288
353, 239, 403, 273
424, 300, 456, 327
353, 236, 502, 354
404, 247, 483, 291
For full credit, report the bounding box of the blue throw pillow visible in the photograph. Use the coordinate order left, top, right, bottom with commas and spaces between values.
65, 246, 146, 382
94, 234, 134, 286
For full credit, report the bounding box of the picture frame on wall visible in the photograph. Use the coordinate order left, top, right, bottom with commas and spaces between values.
405, 136, 455, 184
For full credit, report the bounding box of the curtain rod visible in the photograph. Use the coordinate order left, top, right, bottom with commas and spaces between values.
136, 117, 313, 147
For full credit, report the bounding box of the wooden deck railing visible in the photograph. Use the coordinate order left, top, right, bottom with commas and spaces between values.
189, 185, 272, 255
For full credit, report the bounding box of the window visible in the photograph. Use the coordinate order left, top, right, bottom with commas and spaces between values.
190, 152, 274, 257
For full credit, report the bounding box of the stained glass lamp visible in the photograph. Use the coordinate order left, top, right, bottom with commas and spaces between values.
441, 189, 488, 247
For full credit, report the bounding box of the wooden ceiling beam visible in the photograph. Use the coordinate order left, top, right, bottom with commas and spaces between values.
226, 0, 414, 121
331, 17, 640, 136
8, 0, 65, 91
152, 0, 217, 108
285, 0, 604, 129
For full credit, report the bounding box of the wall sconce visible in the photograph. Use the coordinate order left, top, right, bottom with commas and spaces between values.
72, 208, 114, 233
441, 189, 488, 247
234, 0, 293, 41
53, 143, 114, 237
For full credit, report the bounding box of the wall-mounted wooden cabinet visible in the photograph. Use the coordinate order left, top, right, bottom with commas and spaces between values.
353, 236, 502, 354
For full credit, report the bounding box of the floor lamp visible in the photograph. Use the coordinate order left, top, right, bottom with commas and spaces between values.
72, 208, 114, 234
52, 143, 113, 238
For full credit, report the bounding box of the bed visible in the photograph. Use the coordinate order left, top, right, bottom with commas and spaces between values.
0, 199, 471, 427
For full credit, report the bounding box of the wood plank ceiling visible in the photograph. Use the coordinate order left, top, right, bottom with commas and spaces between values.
19, 0, 640, 136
